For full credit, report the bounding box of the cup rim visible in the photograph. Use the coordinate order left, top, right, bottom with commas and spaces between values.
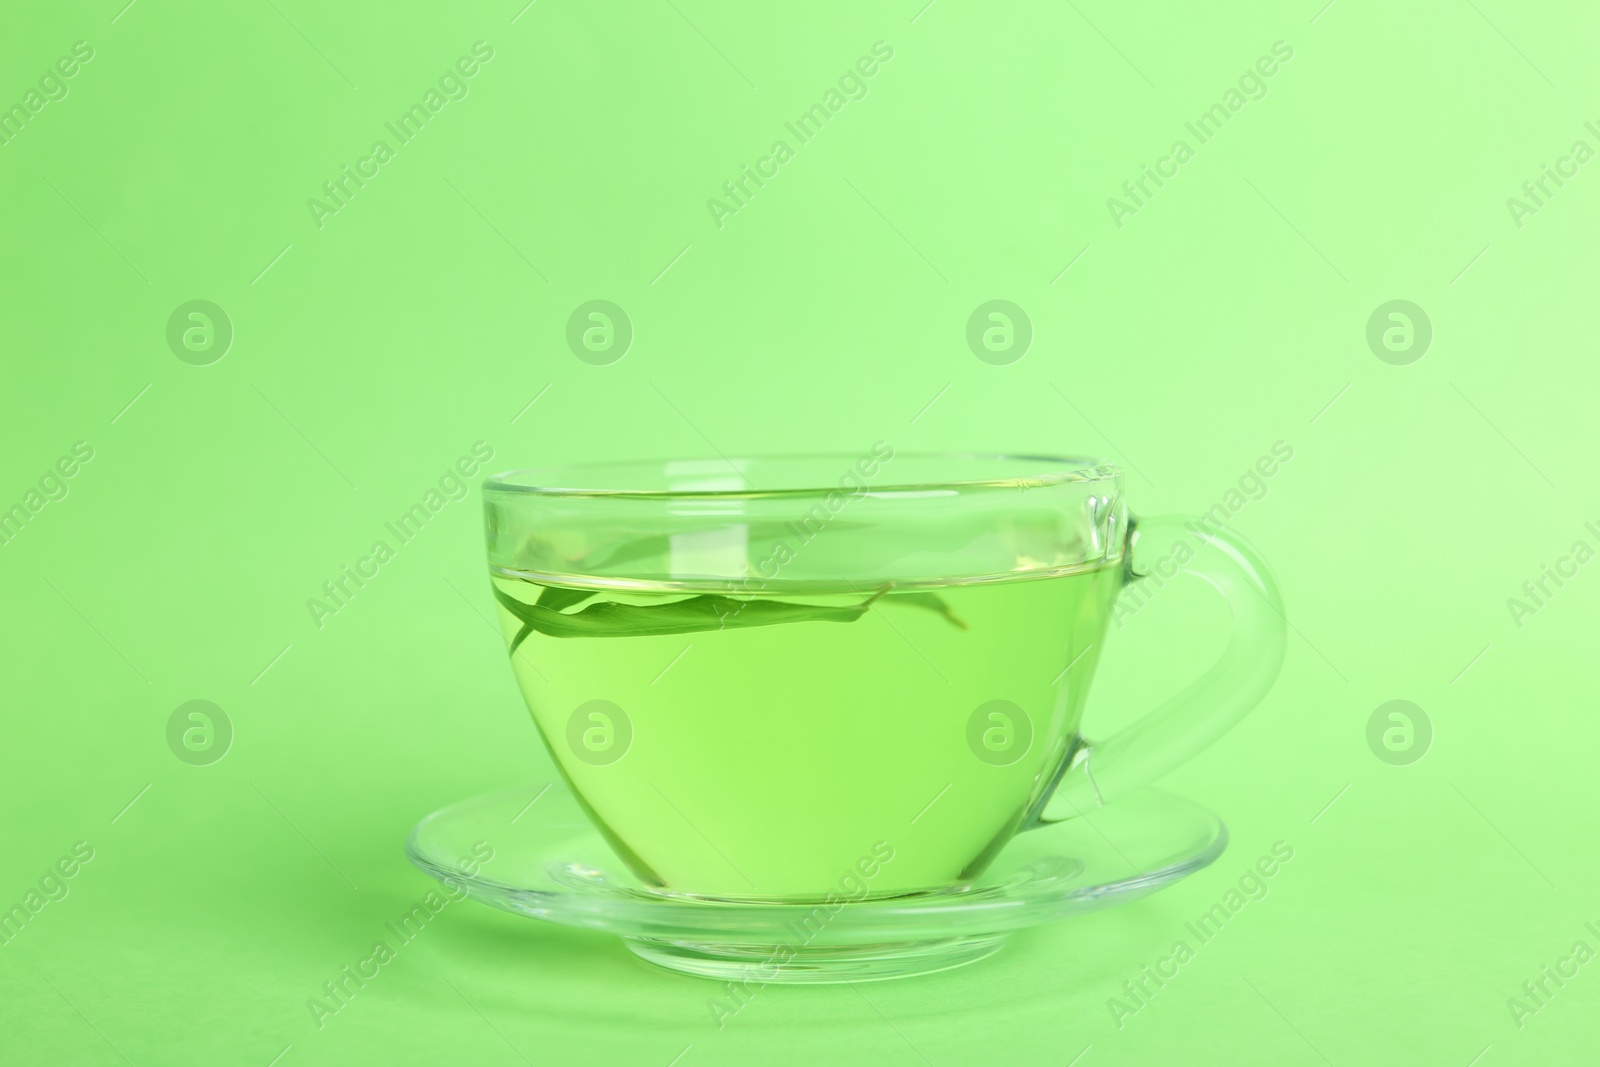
482, 451, 1122, 500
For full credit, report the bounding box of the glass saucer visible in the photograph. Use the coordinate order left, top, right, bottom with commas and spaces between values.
405, 781, 1226, 984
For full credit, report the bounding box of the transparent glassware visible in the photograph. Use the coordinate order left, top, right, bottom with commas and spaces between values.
419, 451, 1287, 979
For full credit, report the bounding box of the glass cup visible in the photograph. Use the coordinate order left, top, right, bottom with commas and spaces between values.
481, 449, 1285, 902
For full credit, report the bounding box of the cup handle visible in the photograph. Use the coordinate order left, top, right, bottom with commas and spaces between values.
1031, 513, 1287, 824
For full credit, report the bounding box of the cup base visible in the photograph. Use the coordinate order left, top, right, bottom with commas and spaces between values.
623, 933, 1007, 984
406, 780, 1226, 982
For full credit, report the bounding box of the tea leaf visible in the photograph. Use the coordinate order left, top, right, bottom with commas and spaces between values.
509, 618, 535, 653
494, 585, 888, 643
884, 591, 969, 630
493, 577, 969, 651
500, 584, 596, 651
538, 585, 596, 612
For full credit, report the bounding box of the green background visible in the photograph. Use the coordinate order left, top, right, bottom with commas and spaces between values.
2, 0, 1596, 1063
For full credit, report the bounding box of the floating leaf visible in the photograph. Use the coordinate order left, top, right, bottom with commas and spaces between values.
493, 585, 887, 646
538, 585, 597, 612
491, 575, 971, 653
509, 618, 535, 654
505, 584, 598, 650
883, 590, 969, 630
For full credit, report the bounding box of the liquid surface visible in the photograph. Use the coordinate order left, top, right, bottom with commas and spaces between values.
492, 567, 1120, 900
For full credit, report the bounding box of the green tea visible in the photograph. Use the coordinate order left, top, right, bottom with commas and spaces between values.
491, 565, 1121, 900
